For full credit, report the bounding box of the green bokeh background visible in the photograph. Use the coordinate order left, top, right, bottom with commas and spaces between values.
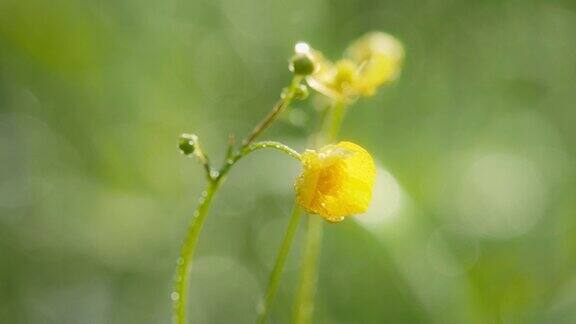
1, 0, 575, 323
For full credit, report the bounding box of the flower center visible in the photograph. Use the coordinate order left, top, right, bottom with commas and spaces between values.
316, 164, 343, 196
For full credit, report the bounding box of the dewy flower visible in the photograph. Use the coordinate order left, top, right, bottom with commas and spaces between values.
295, 141, 376, 223
305, 31, 404, 99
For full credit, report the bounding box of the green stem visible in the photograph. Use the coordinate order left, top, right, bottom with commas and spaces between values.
220, 141, 302, 177
172, 178, 221, 324
256, 205, 303, 324
293, 216, 323, 324
243, 76, 303, 147
244, 141, 302, 161
326, 99, 347, 143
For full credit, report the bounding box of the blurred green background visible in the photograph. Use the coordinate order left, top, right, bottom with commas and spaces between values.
1, 0, 576, 323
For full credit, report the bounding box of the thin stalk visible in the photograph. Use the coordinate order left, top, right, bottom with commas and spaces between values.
220, 141, 302, 177
256, 205, 303, 324
172, 178, 221, 324
293, 216, 323, 324
243, 141, 302, 161
326, 99, 347, 143
243, 76, 303, 147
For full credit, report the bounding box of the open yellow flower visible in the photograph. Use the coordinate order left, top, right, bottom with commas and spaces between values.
306, 31, 404, 99
295, 142, 376, 222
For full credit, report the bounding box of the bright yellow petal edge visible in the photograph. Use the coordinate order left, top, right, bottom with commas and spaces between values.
295, 141, 376, 223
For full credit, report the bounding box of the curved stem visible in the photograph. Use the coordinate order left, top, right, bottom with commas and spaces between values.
219, 141, 301, 178
172, 178, 221, 324
256, 205, 303, 324
243, 141, 302, 161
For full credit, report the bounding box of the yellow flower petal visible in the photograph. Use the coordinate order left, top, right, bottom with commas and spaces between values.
346, 31, 404, 96
295, 142, 376, 222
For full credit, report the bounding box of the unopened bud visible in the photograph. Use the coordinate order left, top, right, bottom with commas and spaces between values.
289, 53, 315, 76
178, 133, 198, 156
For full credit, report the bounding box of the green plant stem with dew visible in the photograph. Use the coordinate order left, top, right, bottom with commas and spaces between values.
172, 76, 303, 324
256, 205, 303, 324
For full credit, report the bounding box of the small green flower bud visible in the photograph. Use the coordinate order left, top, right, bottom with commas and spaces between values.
289, 53, 315, 76
178, 133, 197, 156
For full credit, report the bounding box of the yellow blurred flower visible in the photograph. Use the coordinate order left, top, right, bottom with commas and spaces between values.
346, 32, 404, 96
305, 32, 404, 99
295, 141, 376, 222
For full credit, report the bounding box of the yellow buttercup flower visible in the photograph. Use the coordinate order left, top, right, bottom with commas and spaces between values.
305, 32, 404, 99
295, 142, 376, 223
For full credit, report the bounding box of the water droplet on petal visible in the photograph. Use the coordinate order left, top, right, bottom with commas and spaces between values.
325, 216, 345, 223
